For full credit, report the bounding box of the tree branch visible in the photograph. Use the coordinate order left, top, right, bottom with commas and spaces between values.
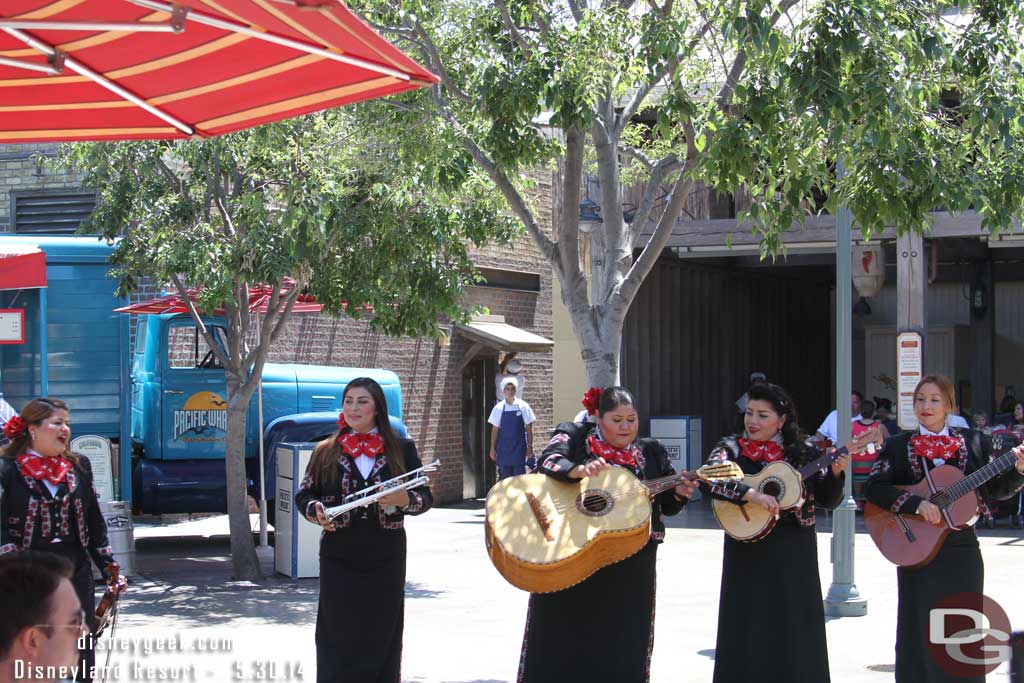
428, 85, 555, 259
615, 164, 695, 314
495, 0, 533, 57
407, 17, 474, 104
615, 14, 715, 135
170, 273, 237, 379
626, 153, 681, 249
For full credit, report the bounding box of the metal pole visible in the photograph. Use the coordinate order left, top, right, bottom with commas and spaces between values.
39, 287, 48, 396
256, 313, 268, 547
824, 158, 868, 617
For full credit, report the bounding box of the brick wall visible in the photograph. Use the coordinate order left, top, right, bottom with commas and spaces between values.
0, 144, 80, 232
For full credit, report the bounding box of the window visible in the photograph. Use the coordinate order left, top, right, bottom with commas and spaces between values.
167, 325, 227, 370
12, 190, 97, 234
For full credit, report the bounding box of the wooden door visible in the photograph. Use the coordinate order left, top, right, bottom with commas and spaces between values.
462, 356, 497, 499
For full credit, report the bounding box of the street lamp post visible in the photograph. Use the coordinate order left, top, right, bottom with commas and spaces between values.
824, 159, 868, 617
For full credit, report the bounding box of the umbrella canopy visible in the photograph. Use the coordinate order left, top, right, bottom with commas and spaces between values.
114, 278, 323, 315
0, 243, 46, 290
0, 0, 438, 142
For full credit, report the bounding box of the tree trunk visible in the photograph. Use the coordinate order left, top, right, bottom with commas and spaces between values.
224, 378, 262, 582
573, 315, 623, 389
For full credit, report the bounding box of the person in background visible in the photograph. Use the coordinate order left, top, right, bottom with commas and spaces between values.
813, 391, 863, 445
972, 411, 993, 436
488, 379, 536, 479
873, 397, 900, 436
0, 551, 84, 683
495, 352, 525, 399
850, 400, 886, 508
947, 406, 969, 429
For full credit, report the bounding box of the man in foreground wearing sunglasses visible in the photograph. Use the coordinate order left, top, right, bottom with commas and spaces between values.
0, 550, 84, 683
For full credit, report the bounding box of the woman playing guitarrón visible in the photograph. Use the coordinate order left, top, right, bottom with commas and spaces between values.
705, 382, 850, 683
516, 386, 695, 683
864, 375, 1024, 683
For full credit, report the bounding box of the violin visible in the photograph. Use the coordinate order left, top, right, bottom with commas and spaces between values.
95, 562, 127, 638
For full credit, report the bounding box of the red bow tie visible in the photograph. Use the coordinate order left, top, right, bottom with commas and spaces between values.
586, 434, 638, 468
17, 453, 72, 485
911, 434, 962, 461
339, 431, 385, 459
738, 438, 785, 463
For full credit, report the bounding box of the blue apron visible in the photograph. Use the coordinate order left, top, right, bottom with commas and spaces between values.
496, 403, 527, 477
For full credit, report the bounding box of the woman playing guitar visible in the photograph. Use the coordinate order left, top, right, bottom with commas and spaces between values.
705, 382, 850, 683
516, 386, 696, 683
864, 375, 1024, 683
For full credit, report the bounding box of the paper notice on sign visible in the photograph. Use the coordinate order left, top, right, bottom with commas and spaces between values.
897, 332, 923, 430
0, 309, 24, 344
71, 435, 114, 501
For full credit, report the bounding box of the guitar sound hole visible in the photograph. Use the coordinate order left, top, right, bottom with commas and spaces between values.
761, 478, 784, 501
576, 490, 614, 517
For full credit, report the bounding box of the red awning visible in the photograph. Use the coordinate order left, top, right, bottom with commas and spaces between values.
0, 245, 46, 290
114, 278, 323, 315
0, 1, 438, 142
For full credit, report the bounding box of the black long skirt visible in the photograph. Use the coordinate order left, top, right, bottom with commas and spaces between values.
518, 540, 658, 683
894, 528, 983, 683
713, 517, 831, 683
315, 526, 407, 683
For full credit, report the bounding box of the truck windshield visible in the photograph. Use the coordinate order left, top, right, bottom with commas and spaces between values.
168, 324, 228, 370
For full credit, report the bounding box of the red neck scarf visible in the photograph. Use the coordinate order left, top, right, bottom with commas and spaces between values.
586, 434, 638, 468
738, 438, 785, 463
911, 434, 962, 461
17, 452, 72, 485
338, 431, 385, 459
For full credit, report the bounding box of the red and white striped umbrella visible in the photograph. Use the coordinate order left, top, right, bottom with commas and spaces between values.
0, 1, 437, 142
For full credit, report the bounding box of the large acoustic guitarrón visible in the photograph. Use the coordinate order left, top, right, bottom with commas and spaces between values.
485, 463, 741, 593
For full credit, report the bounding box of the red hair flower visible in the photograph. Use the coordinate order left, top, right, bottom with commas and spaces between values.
3, 415, 27, 440
581, 387, 603, 416
336, 412, 349, 430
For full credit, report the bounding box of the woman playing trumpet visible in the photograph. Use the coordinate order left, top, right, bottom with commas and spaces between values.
295, 378, 433, 683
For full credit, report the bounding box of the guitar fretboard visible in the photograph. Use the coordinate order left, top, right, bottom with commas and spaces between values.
932, 452, 1018, 508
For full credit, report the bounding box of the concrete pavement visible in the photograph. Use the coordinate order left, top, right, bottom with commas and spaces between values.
97, 502, 1023, 682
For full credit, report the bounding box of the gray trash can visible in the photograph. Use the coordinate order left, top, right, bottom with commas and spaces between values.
98, 500, 136, 576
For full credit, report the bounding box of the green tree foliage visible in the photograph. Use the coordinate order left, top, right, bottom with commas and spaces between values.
60, 110, 515, 580
349, 0, 1024, 385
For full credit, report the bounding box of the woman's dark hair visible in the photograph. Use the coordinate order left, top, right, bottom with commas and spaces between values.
859, 400, 876, 420
307, 378, 405, 489
745, 383, 800, 445
1, 397, 80, 465
1014, 402, 1024, 425
853, 390, 865, 401
999, 394, 1018, 415
597, 386, 638, 415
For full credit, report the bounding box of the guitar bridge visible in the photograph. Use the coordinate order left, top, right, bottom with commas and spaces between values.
525, 492, 555, 542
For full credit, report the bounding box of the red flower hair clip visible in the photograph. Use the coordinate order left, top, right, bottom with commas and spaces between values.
3, 415, 27, 440
337, 412, 349, 430
581, 387, 603, 416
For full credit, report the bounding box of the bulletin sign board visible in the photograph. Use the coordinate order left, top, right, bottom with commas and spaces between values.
0, 309, 25, 344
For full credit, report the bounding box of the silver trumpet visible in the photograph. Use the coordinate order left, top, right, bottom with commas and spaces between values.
323, 459, 440, 521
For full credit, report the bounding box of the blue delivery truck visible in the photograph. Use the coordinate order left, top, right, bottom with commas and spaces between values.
0, 235, 402, 514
